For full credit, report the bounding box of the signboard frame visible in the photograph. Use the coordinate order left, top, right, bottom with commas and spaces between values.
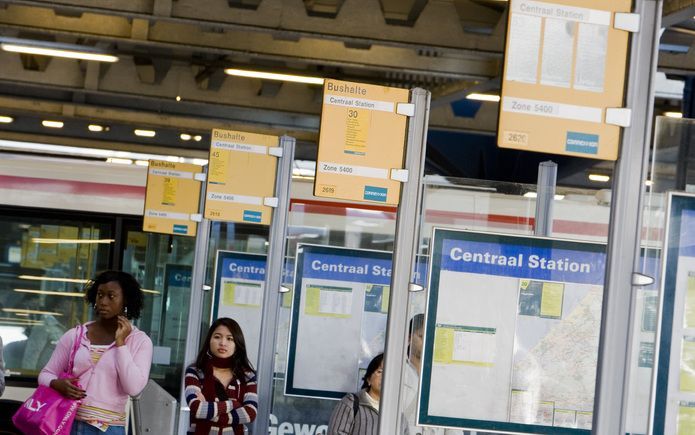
313, 79, 410, 205
418, 228, 607, 434
285, 243, 393, 400
204, 129, 279, 225
497, 0, 632, 160
653, 192, 695, 435
143, 160, 203, 236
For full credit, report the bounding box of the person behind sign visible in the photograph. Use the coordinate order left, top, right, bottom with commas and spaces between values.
185, 317, 258, 435
39, 270, 153, 434
328, 353, 384, 435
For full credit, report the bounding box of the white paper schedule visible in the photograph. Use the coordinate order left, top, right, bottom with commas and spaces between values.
540, 18, 575, 88
506, 13, 542, 84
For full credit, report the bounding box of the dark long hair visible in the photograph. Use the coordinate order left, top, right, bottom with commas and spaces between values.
194, 317, 255, 376
360, 353, 384, 391
84, 270, 144, 320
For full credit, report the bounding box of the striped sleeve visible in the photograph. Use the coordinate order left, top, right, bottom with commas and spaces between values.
184, 366, 233, 422
327, 394, 355, 435
229, 372, 258, 425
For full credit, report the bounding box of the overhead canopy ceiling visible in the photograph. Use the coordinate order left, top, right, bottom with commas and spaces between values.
0, 0, 693, 185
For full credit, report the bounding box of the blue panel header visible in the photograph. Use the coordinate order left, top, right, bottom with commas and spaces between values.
301, 250, 392, 284
220, 255, 266, 281
440, 239, 605, 285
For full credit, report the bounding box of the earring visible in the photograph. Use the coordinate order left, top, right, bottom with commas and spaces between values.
124, 306, 129, 316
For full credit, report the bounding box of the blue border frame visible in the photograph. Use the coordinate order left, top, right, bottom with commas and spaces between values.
419, 229, 606, 434
284, 243, 393, 399
653, 193, 695, 435
212, 250, 268, 319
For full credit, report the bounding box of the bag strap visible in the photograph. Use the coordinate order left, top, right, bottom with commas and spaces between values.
66, 325, 84, 374
351, 393, 359, 417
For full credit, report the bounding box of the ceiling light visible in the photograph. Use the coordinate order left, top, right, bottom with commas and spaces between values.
176, 95, 182, 101
19, 275, 89, 284
0, 139, 207, 165
1, 38, 118, 62
14, 288, 84, 297
134, 129, 156, 137
32, 238, 115, 244
523, 192, 565, 200
588, 174, 610, 182
42, 120, 64, 128
135, 160, 150, 166
193, 135, 202, 142
107, 157, 133, 165
88, 124, 105, 132
141, 288, 161, 295
466, 93, 501, 102
224, 68, 325, 85
664, 111, 683, 118
2, 308, 62, 316
0, 116, 13, 123
180, 133, 191, 141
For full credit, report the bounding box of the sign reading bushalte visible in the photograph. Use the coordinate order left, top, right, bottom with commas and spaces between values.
204, 129, 278, 225
498, 0, 632, 160
314, 79, 410, 205
143, 160, 202, 236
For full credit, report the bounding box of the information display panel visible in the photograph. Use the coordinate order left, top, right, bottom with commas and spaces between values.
654, 193, 695, 435
314, 79, 410, 205
143, 160, 202, 236
212, 251, 268, 367
498, 0, 632, 160
162, 264, 192, 366
419, 229, 606, 434
286, 244, 392, 399
204, 129, 278, 225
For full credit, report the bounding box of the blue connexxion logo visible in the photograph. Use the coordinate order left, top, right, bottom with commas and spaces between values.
173, 224, 188, 234
566, 131, 599, 155
243, 210, 262, 223
363, 186, 388, 202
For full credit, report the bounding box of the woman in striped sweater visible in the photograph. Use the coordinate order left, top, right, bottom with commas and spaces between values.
328, 353, 384, 435
185, 317, 257, 435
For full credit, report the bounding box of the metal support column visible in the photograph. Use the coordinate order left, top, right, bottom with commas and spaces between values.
593, 1, 662, 434
254, 135, 296, 435
379, 88, 431, 434
177, 169, 211, 435
533, 161, 557, 237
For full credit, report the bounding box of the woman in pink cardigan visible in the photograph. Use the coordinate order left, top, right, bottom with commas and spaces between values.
39, 271, 153, 435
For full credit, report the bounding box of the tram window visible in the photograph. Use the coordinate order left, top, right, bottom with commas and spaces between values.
0, 211, 111, 379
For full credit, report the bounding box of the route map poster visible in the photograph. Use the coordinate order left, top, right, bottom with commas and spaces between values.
419, 229, 606, 434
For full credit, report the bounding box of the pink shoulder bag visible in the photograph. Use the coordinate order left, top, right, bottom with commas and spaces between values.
12, 325, 84, 435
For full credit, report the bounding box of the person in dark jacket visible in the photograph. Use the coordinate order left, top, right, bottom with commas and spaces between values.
328, 353, 384, 435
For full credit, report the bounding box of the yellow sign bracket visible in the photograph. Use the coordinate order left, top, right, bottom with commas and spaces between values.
390, 168, 409, 183
614, 13, 640, 33
268, 146, 284, 158
396, 103, 416, 117
606, 108, 632, 127
263, 197, 279, 208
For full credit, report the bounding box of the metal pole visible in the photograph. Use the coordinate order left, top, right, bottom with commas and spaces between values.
593, 1, 662, 434
379, 88, 431, 434
533, 161, 557, 237
177, 168, 211, 435
253, 135, 295, 435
